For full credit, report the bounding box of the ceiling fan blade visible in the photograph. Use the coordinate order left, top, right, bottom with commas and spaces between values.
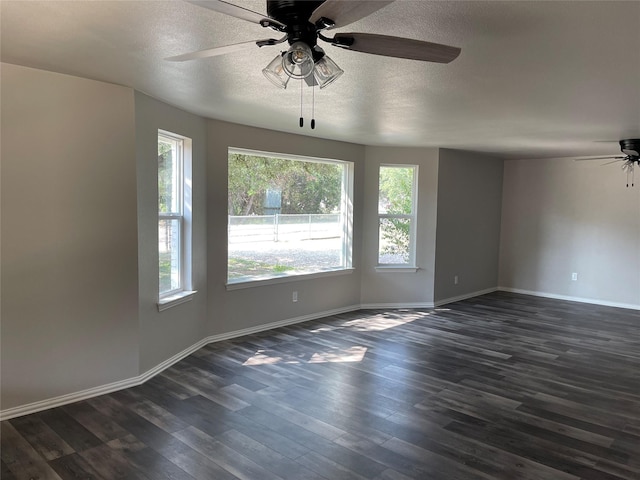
186, 0, 286, 29
602, 158, 625, 165
330, 33, 461, 63
309, 0, 394, 30
575, 156, 625, 161
166, 39, 268, 62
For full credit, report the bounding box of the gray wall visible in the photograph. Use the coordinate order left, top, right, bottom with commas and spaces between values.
206, 120, 366, 335
1, 64, 139, 410
134, 92, 209, 374
499, 157, 640, 308
360, 146, 440, 307
5, 63, 636, 417
434, 149, 504, 302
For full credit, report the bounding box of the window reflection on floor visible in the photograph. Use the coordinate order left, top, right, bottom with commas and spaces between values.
242, 309, 445, 366
311, 310, 434, 334
243, 345, 367, 366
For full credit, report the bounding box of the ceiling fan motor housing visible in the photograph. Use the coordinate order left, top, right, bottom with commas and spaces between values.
267, 0, 325, 47
620, 139, 640, 159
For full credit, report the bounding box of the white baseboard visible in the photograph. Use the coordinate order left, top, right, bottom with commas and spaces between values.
0, 304, 361, 421
498, 287, 640, 311
434, 287, 498, 307
360, 302, 435, 309
0, 376, 147, 422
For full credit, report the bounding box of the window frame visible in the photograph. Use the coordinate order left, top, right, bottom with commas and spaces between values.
226, 147, 354, 288
376, 163, 419, 271
158, 130, 195, 309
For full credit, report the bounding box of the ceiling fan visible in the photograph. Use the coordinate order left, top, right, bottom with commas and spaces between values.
576, 139, 640, 187
167, 0, 461, 93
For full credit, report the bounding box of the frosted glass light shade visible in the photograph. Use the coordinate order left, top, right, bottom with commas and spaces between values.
313, 55, 344, 89
262, 53, 290, 89
282, 41, 314, 79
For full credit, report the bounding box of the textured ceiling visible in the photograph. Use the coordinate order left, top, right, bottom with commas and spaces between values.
1, 0, 639, 159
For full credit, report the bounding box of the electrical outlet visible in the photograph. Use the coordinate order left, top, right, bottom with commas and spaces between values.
292, 291, 298, 302
454, 275, 459, 285
571, 272, 578, 281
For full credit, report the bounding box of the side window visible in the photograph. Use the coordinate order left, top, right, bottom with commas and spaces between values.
158, 131, 192, 301
378, 165, 418, 266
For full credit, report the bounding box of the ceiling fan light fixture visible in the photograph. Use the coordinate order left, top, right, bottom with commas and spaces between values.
313, 55, 344, 89
282, 41, 314, 79
262, 53, 290, 89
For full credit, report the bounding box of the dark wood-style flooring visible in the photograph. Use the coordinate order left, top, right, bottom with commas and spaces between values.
2, 292, 640, 480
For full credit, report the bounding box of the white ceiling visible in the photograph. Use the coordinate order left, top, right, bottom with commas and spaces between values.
2, 0, 639, 159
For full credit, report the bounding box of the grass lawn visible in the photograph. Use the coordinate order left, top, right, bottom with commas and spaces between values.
228, 257, 294, 279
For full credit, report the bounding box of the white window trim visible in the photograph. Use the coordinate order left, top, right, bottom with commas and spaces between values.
227, 147, 354, 286
158, 290, 198, 311
158, 130, 194, 309
377, 163, 419, 268
375, 266, 419, 273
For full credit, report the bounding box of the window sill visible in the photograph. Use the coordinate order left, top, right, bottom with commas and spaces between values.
375, 266, 419, 273
226, 268, 355, 291
158, 290, 197, 311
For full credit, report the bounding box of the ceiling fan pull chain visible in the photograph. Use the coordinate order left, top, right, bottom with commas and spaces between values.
299, 77, 304, 128
311, 82, 316, 130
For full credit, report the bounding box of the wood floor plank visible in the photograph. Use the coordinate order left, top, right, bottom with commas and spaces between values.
150, 435, 241, 480
296, 450, 369, 480
8, 414, 75, 461
231, 419, 311, 460
173, 426, 284, 480
380, 436, 509, 480
0, 422, 64, 480
372, 468, 415, 480
78, 441, 151, 480
2, 292, 638, 479
444, 419, 632, 480
48, 452, 107, 480
237, 404, 389, 476
106, 435, 196, 480
35, 408, 103, 453
214, 429, 325, 480
87, 396, 180, 453
125, 398, 191, 434
62, 401, 130, 443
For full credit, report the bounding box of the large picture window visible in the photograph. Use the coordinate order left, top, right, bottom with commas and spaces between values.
158, 131, 192, 299
228, 149, 353, 284
378, 164, 418, 266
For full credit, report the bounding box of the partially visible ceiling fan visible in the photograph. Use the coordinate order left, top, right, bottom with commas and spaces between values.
576, 139, 640, 187
167, 0, 461, 92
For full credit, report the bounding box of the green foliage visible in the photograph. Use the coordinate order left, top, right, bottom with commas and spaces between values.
379, 166, 414, 215
228, 154, 342, 216
158, 140, 174, 213
159, 252, 172, 293
379, 167, 414, 261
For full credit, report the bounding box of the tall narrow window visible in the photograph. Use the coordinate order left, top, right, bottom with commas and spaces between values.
378, 165, 418, 266
227, 148, 353, 285
158, 131, 192, 301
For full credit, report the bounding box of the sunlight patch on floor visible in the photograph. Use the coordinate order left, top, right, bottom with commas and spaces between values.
311, 311, 433, 334
242, 346, 367, 366
341, 315, 420, 332
309, 346, 367, 363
